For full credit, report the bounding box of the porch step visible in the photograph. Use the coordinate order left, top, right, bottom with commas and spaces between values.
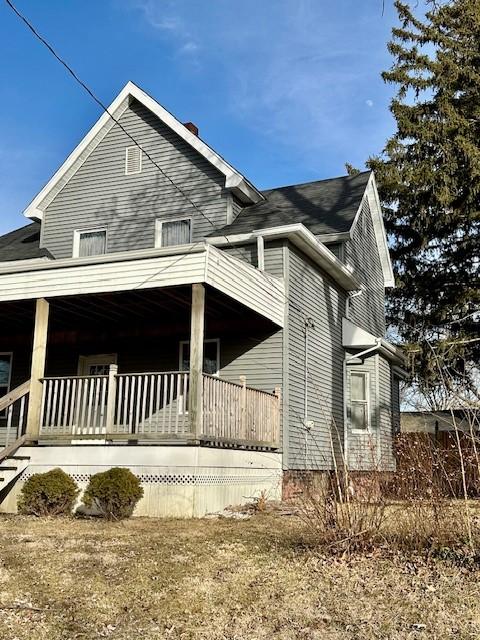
0, 459, 29, 486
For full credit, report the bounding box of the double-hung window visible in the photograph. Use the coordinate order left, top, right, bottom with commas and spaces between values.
73, 228, 107, 258
350, 371, 370, 432
179, 339, 220, 377
155, 218, 192, 248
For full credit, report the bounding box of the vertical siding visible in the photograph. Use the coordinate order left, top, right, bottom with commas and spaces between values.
286, 244, 347, 471
344, 198, 385, 336
42, 99, 229, 258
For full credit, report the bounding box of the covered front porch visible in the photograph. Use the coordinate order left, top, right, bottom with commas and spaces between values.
0, 244, 284, 453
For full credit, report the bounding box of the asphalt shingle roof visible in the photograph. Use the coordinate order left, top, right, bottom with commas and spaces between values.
0, 222, 50, 262
209, 171, 371, 237
0, 172, 371, 261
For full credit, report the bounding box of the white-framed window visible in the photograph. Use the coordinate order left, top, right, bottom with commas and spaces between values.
125, 146, 142, 175
350, 370, 370, 432
0, 353, 12, 416
155, 218, 192, 248
179, 339, 220, 376
73, 228, 107, 258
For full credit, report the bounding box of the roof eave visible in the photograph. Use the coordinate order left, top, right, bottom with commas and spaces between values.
208, 224, 362, 291
24, 81, 263, 221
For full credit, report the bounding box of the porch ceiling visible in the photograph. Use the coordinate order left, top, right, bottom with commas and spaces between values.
0, 244, 285, 327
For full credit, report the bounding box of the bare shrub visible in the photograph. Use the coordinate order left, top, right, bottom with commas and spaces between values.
297, 469, 387, 554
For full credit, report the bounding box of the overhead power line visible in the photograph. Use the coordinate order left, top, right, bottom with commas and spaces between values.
3, 0, 310, 319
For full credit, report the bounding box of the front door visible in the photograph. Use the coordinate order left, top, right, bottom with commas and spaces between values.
78, 353, 117, 377
75, 354, 117, 435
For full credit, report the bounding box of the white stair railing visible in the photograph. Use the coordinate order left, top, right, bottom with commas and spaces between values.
0, 380, 31, 450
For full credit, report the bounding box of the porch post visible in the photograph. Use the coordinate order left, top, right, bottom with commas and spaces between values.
26, 298, 50, 439
189, 283, 205, 439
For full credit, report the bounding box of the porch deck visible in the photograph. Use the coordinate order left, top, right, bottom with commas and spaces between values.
3, 370, 280, 450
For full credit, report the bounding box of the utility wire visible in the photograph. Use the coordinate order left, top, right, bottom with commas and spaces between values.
3, 0, 311, 320
4, 0, 309, 318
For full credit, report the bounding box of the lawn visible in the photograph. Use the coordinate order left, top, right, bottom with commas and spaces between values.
0, 513, 479, 639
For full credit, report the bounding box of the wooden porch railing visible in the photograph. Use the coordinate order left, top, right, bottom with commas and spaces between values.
0, 380, 30, 449
40, 369, 280, 448
114, 372, 189, 435
202, 374, 280, 447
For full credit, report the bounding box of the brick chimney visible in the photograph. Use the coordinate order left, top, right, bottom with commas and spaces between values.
183, 122, 199, 136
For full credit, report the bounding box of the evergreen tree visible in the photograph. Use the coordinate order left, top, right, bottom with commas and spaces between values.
368, 0, 480, 407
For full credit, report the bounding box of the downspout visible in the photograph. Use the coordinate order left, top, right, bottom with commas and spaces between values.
303, 317, 315, 466
345, 339, 382, 363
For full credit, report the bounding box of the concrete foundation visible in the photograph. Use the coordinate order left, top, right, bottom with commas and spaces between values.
0, 445, 283, 518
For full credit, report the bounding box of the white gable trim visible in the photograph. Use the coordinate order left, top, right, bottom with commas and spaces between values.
349, 173, 395, 288
24, 81, 263, 222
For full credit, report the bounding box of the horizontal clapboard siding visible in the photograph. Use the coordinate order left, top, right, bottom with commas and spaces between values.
344, 198, 385, 337
286, 244, 347, 470
345, 354, 378, 471
205, 246, 285, 326
0, 245, 285, 327
42, 99, 229, 258
378, 355, 396, 471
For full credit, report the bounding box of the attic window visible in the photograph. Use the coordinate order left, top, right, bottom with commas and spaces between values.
125, 146, 142, 175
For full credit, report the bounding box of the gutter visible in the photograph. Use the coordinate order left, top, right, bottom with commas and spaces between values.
209, 224, 362, 292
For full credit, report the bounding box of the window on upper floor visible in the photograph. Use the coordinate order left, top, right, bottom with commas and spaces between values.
350, 371, 370, 432
155, 218, 192, 248
125, 146, 142, 175
73, 228, 107, 258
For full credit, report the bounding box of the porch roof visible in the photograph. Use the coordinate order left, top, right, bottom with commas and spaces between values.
0, 244, 285, 327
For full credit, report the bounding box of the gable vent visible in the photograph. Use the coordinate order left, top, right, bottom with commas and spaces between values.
125, 146, 142, 175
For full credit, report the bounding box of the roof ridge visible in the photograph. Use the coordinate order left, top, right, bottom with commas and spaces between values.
261, 170, 371, 195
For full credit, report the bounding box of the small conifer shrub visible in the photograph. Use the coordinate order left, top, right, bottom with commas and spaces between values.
82, 467, 143, 520
18, 468, 79, 517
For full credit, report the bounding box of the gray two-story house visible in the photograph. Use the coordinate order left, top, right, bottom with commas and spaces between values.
0, 82, 404, 516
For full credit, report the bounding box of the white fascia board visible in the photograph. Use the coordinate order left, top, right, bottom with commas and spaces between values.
317, 231, 351, 243
208, 224, 361, 291
256, 224, 362, 291
24, 81, 263, 221
347, 172, 395, 289
24, 91, 131, 221
366, 173, 395, 288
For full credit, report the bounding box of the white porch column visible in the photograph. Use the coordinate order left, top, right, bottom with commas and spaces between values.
188, 283, 205, 439
26, 298, 50, 439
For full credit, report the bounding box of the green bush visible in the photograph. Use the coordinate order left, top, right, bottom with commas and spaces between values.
18, 468, 79, 517
82, 467, 143, 520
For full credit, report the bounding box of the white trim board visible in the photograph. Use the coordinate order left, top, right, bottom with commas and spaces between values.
208, 223, 362, 292
0, 244, 285, 328
348, 173, 394, 288
24, 81, 264, 222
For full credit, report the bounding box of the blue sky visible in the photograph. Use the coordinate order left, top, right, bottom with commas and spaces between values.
0, 0, 401, 235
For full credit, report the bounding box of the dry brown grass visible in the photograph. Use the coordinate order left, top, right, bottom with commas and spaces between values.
0, 513, 479, 639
